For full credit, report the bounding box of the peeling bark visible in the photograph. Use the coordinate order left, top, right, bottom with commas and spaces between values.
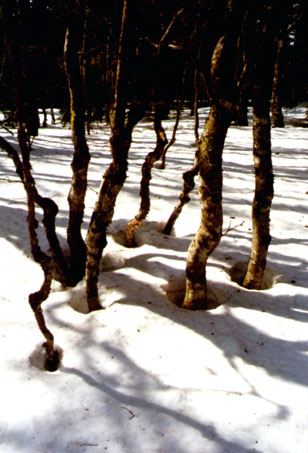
64, 2, 91, 285
125, 104, 168, 247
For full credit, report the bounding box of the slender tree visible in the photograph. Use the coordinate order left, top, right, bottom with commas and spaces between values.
182, 0, 247, 309
243, 2, 280, 289
85, 0, 145, 311
64, 0, 91, 285
271, 36, 285, 127
125, 103, 168, 247
1, 0, 64, 370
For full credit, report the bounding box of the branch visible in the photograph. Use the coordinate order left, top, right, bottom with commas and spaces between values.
0, 123, 15, 135
222, 220, 245, 236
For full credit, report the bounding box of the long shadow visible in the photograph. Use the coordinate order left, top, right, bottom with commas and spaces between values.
48, 217, 307, 390
101, 270, 308, 388
0, 334, 264, 453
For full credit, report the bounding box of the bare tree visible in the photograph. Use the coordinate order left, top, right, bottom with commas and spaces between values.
243, 2, 280, 289
182, 0, 247, 310
125, 104, 168, 247
271, 36, 285, 128
64, 0, 91, 285
85, 0, 145, 311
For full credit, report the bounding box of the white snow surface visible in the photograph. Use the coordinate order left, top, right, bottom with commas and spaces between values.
0, 108, 307, 453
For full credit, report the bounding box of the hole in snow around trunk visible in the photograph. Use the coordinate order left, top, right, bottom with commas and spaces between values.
229, 261, 277, 290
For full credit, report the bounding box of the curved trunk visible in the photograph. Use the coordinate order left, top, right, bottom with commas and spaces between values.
85, 0, 143, 311
86, 106, 144, 310
64, 4, 91, 285
182, 0, 247, 309
125, 104, 168, 247
163, 159, 199, 236
160, 99, 182, 170
182, 105, 231, 309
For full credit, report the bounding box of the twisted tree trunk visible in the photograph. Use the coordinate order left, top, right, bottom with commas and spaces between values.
85, 0, 144, 311
182, 105, 232, 309
162, 158, 199, 236
64, 0, 91, 286
125, 104, 168, 247
182, 0, 246, 310
2, 0, 68, 368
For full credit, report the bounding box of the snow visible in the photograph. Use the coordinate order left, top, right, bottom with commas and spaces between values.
0, 108, 307, 453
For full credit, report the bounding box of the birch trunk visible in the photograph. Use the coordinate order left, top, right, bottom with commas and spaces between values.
182, 0, 246, 309
271, 39, 285, 128
243, 6, 277, 289
242, 110, 273, 289
86, 106, 144, 310
162, 159, 198, 236
85, 0, 144, 311
182, 105, 231, 309
64, 2, 91, 285
125, 104, 168, 247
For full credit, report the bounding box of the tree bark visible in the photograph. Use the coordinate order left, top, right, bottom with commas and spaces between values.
271, 38, 285, 128
64, 1, 91, 286
160, 98, 182, 170
86, 105, 144, 310
85, 0, 144, 311
242, 110, 273, 289
243, 5, 277, 289
182, 0, 246, 309
125, 104, 168, 247
3, 1, 67, 367
182, 105, 231, 309
162, 158, 199, 236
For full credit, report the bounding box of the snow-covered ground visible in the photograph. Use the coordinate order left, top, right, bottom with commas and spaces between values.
0, 108, 307, 452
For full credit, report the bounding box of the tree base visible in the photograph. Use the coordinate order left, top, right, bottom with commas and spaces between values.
43, 343, 62, 372
181, 298, 208, 310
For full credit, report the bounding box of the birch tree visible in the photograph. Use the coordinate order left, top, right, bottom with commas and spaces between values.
182, 0, 247, 309
85, 0, 145, 311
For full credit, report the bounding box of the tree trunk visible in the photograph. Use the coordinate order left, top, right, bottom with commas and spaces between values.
271, 39, 285, 128
242, 109, 273, 289
125, 104, 168, 247
50, 107, 56, 125
243, 5, 278, 289
42, 107, 48, 127
3, 1, 67, 367
182, 105, 231, 309
86, 105, 144, 310
64, 1, 91, 286
193, 68, 200, 145
182, 0, 246, 310
85, 0, 144, 311
162, 158, 199, 236
160, 98, 183, 170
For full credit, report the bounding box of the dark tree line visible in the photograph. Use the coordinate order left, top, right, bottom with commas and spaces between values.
0, 0, 307, 370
